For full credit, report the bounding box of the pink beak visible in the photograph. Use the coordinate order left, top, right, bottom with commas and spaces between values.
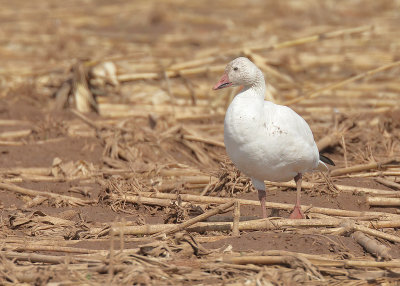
213, 73, 232, 90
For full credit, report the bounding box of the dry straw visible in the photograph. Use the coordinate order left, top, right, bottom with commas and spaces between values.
2, 1, 400, 285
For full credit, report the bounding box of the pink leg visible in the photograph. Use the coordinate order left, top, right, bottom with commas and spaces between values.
258, 190, 267, 219
289, 173, 305, 219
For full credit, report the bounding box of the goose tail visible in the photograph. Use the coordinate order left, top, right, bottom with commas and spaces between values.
317, 154, 335, 171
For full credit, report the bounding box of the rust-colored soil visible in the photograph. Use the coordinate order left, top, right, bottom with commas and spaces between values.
1, 0, 400, 285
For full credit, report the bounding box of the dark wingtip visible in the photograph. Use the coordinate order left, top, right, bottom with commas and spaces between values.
320, 154, 335, 166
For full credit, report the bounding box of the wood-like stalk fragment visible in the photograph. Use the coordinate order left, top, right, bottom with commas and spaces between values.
0, 182, 94, 206
113, 192, 400, 219
375, 177, 400, 190
225, 255, 400, 269
341, 221, 400, 243
367, 220, 400, 229
0, 129, 31, 139
351, 231, 392, 260
225, 255, 291, 266
116, 194, 205, 208
0, 140, 24, 146
10, 245, 98, 254
267, 180, 399, 196
2, 251, 81, 264
339, 171, 400, 178
247, 25, 372, 53
0, 167, 51, 175
71, 109, 101, 130
154, 201, 235, 235
112, 218, 343, 236
285, 60, 400, 105
367, 197, 400, 207
330, 160, 396, 177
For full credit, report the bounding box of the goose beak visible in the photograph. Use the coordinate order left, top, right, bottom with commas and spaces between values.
213, 73, 232, 90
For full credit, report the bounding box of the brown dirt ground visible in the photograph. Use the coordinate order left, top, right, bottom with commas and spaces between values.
1, 0, 400, 285
2, 88, 400, 283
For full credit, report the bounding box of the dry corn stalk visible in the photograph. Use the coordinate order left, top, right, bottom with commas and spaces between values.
351, 231, 392, 261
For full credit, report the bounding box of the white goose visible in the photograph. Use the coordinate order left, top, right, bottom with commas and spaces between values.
213, 57, 334, 219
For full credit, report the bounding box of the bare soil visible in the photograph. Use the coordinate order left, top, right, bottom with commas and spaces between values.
1, 0, 400, 285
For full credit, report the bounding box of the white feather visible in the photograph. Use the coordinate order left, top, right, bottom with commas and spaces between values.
223, 57, 321, 183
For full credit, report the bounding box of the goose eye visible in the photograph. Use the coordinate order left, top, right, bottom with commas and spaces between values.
233, 67, 238, 71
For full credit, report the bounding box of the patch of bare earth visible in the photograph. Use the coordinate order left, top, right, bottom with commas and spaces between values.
1, 0, 400, 285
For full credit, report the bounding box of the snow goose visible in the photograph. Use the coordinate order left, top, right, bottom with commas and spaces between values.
213, 57, 334, 219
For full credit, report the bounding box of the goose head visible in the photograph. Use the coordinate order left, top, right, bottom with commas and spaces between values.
213, 57, 263, 90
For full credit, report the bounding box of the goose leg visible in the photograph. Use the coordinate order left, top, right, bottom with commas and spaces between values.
257, 190, 267, 219
252, 178, 267, 219
289, 173, 305, 219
